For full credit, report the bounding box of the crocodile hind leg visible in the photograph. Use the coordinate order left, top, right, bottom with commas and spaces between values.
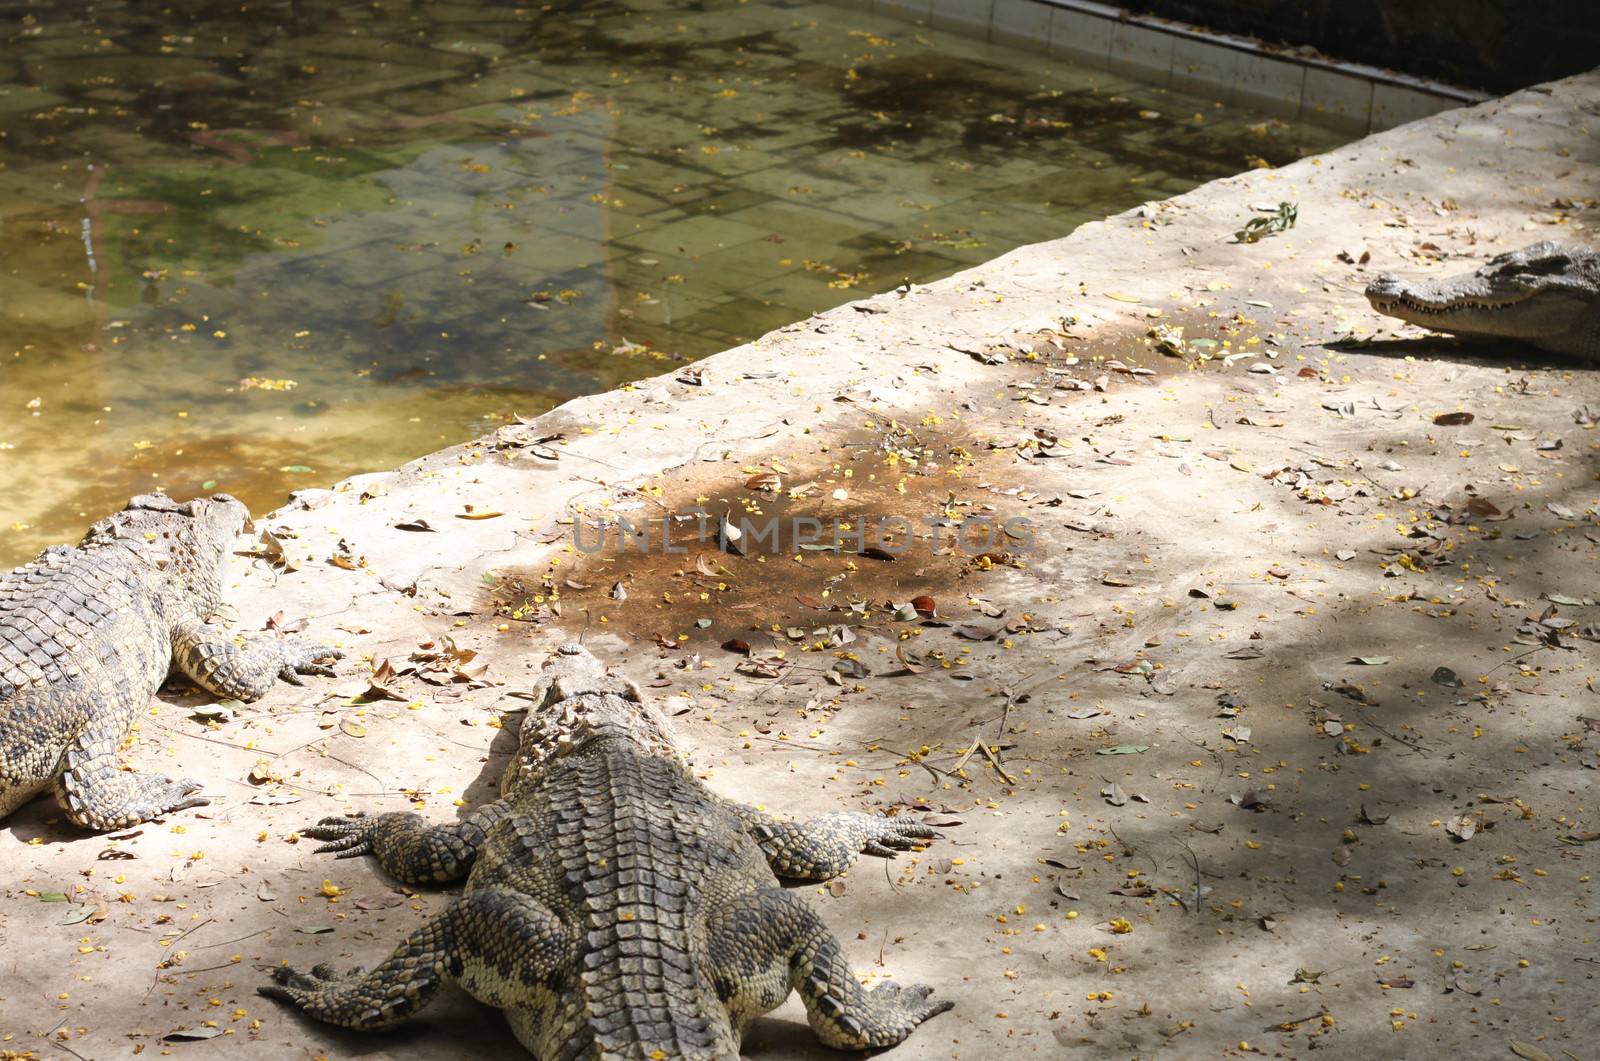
52, 707, 207, 829
297, 802, 510, 886
710, 887, 950, 1051
261, 887, 571, 1031
171, 618, 343, 702
0, 686, 69, 821
724, 804, 940, 880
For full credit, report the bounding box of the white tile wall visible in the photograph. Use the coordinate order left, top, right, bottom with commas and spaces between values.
931, 0, 994, 34
1107, 21, 1173, 84
1170, 34, 1235, 97
1048, 7, 1112, 64
876, 0, 933, 21
1233, 51, 1306, 113
1303, 66, 1374, 133
991, 0, 1054, 52
859, 0, 1465, 134
1372, 82, 1456, 130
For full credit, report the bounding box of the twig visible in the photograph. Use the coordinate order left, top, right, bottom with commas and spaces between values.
145, 917, 216, 997
1108, 825, 1159, 883
978, 741, 1017, 786
37, 1029, 92, 1061
1363, 717, 1430, 756
945, 725, 988, 778
193, 928, 270, 951
1484, 643, 1551, 674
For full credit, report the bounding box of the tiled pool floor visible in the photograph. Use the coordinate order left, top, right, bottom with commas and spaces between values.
0, 0, 1347, 564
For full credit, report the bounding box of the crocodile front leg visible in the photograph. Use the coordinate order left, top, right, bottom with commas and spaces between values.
52, 706, 207, 829
260, 887, 571, 1031
725, 803, 940, 881
299, 803, 510, 886
171, 619, 343, 701
710, 887, 950, 1051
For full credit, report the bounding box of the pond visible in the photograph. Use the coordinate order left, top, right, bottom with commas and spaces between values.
0, 0, 1347, 566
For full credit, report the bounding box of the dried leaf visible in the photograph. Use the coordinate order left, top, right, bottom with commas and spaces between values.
895, 644, 928, 674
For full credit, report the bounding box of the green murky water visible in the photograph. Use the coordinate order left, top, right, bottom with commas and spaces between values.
0, 0, 1345, 566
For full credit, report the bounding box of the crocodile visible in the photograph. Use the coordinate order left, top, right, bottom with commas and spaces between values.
261, 642, 951, 1059
0, 493, 343, 830
1364, 241, 1600, 358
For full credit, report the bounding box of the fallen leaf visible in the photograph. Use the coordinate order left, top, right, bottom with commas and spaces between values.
1445, 814, 1477, 841
744, 471, 781, 492
1231, 790, 1270, 811
895, 644, 928, 674
355, 893, 406, 911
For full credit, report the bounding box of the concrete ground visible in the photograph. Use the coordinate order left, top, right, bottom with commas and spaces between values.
2, 69, 1598, 1061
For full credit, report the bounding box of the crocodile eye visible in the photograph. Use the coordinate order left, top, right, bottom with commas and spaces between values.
1517, 256, 1573, 276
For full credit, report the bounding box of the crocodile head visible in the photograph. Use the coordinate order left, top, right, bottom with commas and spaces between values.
511, 642, 683, 782
82, 493, 252, 600
1365, 242, 1600, 356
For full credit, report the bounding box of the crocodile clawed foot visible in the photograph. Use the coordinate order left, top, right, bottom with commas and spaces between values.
860, 818, 942, 859
260, 960, 363, 1004
281, 642, 345, 683
301, 814, 375, 858
156, 777, 210, 815
259, 964, 321, 1002
871, 981, 954, 1024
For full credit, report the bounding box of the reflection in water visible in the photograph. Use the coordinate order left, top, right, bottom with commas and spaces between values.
0, 0, 1346, 565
